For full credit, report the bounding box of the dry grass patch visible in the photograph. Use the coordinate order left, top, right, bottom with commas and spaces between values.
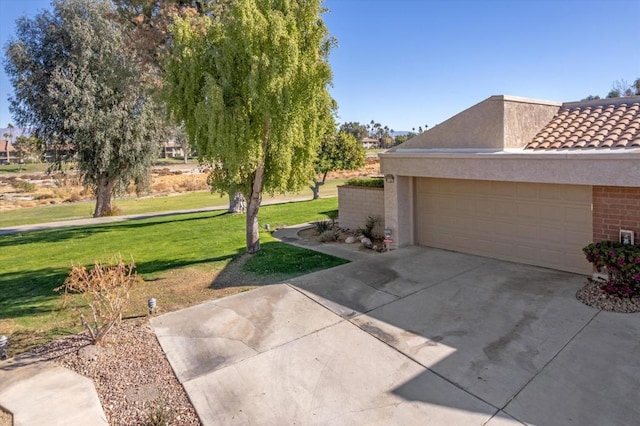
131, 266, 255, 316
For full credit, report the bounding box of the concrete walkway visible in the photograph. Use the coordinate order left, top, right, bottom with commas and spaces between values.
0, 355, 107, 425
152, 246, 640, 425
0, 218, 350, 425
0, 195, 316, 236
4, 215, 640, 425
272, 223, 378, 262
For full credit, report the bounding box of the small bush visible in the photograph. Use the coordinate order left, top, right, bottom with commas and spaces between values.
345, 177, 384, 188
34, 192, 54, 200
12, 180, 37, 193
64, 191, 82, 203
357, 215, 381, 240
146, 402, 175, 426
152, 182, 170, 192
318, 229, 338, 242
101, 205, 123, 216
325, 209, 339, 228
312, 220, 332, 235
55, 256, 141, 345
583, 241, 640, 297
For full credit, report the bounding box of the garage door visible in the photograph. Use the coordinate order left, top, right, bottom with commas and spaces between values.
415, 178, 592, 274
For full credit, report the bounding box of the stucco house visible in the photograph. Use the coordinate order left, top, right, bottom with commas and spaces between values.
380, 95, 640, 275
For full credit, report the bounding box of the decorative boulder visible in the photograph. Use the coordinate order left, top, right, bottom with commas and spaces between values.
361, 237, 373, 249
345, 236, 356, 244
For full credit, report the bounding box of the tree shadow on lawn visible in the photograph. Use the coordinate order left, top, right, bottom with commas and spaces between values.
0, 210, 227, 248
0, 254, 238, 324
210, 241, 348, 289
0, 267, 69, 320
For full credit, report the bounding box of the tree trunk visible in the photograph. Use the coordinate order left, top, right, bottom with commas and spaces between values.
183, 149, 188, 164
246, 121, 269, 254
246, 190, 261, 254
94, 176, 116, 217
311, 171, 328, 200
229, 190, 247, 213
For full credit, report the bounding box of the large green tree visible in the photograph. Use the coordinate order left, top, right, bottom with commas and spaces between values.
165, 0, 335, 254
338, 121, 369, 142
312, 131, 365, 199
113, 0, 224, 74
5, 0, 164, 217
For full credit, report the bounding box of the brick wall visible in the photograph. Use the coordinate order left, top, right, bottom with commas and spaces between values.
593, 186, 640, 242
338, 186, 385, 237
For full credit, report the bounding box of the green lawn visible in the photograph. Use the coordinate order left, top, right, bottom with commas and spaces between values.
0, 162, 50, 174
0, 179, 345, 228
0, 198, 345, 354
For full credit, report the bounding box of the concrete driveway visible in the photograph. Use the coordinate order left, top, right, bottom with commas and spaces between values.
151, 246, 640, 425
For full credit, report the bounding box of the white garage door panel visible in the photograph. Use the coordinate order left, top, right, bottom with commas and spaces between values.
416, 178, 592, 274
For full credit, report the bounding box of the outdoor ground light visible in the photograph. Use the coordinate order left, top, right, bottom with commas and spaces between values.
0, 335, 7, 360
148, 298, 157, 315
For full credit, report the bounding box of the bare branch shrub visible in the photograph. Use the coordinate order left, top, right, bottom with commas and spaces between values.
55, 256, 141, 345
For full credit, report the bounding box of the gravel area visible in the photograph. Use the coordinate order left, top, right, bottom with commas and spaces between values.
30, 318, 200, 425
0, 407, 11, 426
576, 279, 640, 313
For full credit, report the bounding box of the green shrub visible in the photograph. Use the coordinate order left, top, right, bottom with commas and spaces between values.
583, 241, 640, 297
312, 220, 332, 235
345, 177, 384, 188
325, 209, 339, 228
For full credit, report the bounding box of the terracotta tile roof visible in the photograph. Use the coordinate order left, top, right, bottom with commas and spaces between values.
525, 96, 640, 150
0, 140, 16, 152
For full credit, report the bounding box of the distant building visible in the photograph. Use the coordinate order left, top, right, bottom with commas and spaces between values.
161, 139, 185, 158
360, 137, 380, 149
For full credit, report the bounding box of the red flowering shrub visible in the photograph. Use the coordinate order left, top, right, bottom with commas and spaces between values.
583, 241, 640, 298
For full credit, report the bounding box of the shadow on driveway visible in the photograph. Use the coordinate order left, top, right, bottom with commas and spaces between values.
152, 246, 640, 425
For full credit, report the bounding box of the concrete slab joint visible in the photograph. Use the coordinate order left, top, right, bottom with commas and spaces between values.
147, 246, 640, 425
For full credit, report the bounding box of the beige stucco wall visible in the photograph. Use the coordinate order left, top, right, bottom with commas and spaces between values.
338, 186, 385, 237
380, 151, 640, 248
379, 94, 638, 254
503, 99, 560, 148
396, 96, 505, 150
383, 175, 414, 248
380, 152, 640, 187
393, 95, 561, 151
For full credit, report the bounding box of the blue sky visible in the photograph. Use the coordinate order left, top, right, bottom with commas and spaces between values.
1, 0, 639, 131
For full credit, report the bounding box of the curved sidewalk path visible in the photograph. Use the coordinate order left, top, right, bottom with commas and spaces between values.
0, 195, 317, 236
272, 223, 378, 262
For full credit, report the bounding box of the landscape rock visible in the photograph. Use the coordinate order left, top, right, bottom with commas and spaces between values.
345, 236, 356, 244
361, 237, 372, 249
77, 344, 115, 362
78, 345, 100, 362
